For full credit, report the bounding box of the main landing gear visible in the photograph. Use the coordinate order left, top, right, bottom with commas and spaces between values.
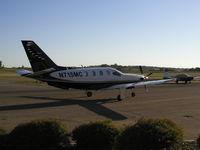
86, 91, 92, 97
131, 92, 136, 97
86, 89, 136, 101
117, 88, 135, 101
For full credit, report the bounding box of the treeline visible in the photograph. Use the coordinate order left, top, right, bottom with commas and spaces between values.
89, 64, 200, 73
0, 118, 199, 150
1, 62, 200, 73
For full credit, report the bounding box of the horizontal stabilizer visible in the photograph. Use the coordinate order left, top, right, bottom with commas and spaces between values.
16, 70, 33, 76
16, 68, 56, 77
30, 68, 56, 76
163, 72, 172, 79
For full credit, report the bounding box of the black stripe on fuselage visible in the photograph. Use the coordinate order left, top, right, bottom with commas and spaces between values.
46, 81, 131, 90
35, 77, 136, 90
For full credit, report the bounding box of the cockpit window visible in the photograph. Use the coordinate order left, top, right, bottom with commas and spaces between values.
112, 71, 121, 76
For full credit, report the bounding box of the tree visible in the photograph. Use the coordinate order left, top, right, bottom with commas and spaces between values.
9, 120, 71, 150
114, 118, 183, 150
72, 120, 120, 150
0, 127, 8, 150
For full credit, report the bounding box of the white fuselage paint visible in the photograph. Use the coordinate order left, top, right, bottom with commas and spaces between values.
50, 67, 144, 83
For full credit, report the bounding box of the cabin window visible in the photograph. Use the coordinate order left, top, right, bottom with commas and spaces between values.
84, 71, 88, 77
92, 71, 96, 76
113, 71, 121, 76
99, 71, 103, 76
106, 70, 111, 75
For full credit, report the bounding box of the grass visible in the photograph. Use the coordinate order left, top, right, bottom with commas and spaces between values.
0, 68, 47, 86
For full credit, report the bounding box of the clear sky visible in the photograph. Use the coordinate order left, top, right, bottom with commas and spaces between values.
1, 0, 200, 68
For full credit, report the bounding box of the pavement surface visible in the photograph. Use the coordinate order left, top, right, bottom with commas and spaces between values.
1, 79, 200, 140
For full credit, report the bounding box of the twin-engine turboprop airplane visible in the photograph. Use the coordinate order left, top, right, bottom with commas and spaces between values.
16, 41, 172, 101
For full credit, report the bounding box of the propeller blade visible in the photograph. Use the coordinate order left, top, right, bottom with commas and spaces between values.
147, 72, 153, 77
139, 66, 144, 74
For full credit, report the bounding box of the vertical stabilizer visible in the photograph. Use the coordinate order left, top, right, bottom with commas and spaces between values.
21, 41, 65, 72
163, 72, 171, 79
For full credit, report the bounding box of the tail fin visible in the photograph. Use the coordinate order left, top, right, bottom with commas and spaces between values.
163, 72, 171, 79
21, 41, 66, 72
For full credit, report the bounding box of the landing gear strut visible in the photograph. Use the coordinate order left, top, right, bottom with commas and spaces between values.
86, 91, 92, 97
131, 92, 135, 97
117, 88, 135, 101
117, 95, 122, 101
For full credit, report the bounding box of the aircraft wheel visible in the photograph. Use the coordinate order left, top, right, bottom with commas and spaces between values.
117, 95, 122, 101
131, 92, 135, 97
87, 91, 92, 97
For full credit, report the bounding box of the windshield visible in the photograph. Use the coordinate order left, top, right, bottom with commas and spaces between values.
112, 71, 121, 76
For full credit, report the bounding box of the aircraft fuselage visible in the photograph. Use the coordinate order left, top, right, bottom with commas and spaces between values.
38, 67, 145, 90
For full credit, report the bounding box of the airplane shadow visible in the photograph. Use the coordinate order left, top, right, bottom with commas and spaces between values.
0, 96, 127, 121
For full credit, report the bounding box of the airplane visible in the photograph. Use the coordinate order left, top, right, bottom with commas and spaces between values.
16, 41, 172, 101
163, 72, 199, 84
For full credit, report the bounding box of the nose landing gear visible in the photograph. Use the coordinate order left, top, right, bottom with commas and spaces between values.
117, 88, 135, 101
131, 92, 135, 97
117, 95, 122, 101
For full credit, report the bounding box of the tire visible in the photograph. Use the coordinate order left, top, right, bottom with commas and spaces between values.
131, 92, 135, 97
87, 92, 92, 97
117, 95, 122, 101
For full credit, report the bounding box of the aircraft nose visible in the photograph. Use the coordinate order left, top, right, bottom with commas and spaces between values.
140, 76, 148, 81
140, 77, 144, 81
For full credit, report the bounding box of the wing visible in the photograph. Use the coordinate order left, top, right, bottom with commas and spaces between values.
104, 79, 173, 89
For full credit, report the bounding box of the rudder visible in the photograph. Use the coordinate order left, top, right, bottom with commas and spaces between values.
21, 41, 65, 72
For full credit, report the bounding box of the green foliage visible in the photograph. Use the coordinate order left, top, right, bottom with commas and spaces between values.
114, 118, 183, 150
182, 141, 198, 150
8, 119, 71, 150
72, 120, 120, 150
196, 135, 200, 149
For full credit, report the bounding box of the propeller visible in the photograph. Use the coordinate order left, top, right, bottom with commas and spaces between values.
139, 66, 144, 74
139, 66, 153, 78
138, 66, 152, 92
146, 72, 153, 77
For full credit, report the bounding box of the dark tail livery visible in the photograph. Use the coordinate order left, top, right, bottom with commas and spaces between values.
21, 41, 66, 72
